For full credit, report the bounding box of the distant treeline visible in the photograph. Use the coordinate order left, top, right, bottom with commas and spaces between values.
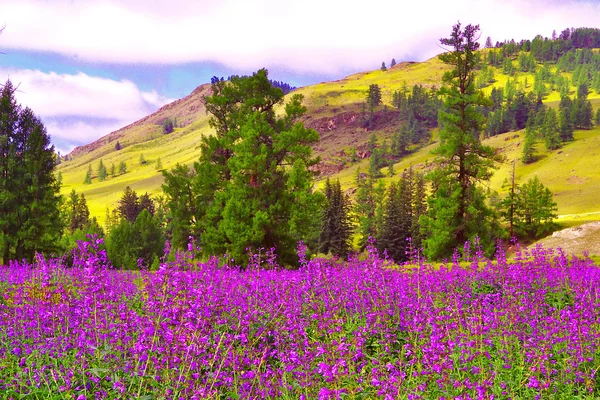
213, 75, 297, 94
489, 27, 600, 62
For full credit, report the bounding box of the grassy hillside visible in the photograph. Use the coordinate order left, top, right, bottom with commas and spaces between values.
57, 51, 600, 229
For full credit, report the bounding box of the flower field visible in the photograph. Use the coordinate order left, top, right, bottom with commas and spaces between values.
1, 239, 600, 399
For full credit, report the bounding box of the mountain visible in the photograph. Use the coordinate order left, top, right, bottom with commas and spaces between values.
57, 49, 600, 230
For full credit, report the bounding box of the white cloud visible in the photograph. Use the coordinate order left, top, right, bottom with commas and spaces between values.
46, 119, 125, 155
0, 68, 173, 152
2, 0, 600, 74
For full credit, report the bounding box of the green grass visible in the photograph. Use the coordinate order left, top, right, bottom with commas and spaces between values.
58, 50, 600, 230
58, 119, 211, 222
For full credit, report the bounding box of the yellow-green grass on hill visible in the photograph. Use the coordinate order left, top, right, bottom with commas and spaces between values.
295, 58, 449, 111
58, 50, 600, 228
58, 118, 212, 223
327, 126, 600, 229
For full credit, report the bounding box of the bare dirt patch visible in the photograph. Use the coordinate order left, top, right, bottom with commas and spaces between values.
536, 222, 600, 256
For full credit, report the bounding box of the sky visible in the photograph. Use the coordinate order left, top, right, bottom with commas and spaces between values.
2, 0, 600, 154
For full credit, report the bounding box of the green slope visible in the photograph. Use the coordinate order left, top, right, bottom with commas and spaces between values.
57, 52, 600, 228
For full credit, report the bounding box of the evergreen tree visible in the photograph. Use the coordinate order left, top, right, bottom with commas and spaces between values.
0, 80, 63, 263
118, 186, 140, 223
65, 190, 90, 232
119, 160, 127, 175
163, 69, 321, 265
368, 148, 384, 178
596, 108, 600, 126
354, 170, 385, 250
391, 58, 397, 67
162, 117, 174, 134
115, 141, 121, 151
139, 153, 146, 165
156, 157, 163, 170
319, 179, 352, 258
367, 84, 382, 108
84, 165, 92, 184
161, 164, 202, 249
377, 182, 403, 260
498, 161, 518, 237
110, 163, 116, 177
411, 172, 427, 250
381, 62, 387, 71
558, 107, 574, 142
521, 127, 536, 164
379, 169, 414, 262
543, 108, 561, 150
514, 176, 558, 238
367, 134, 378, 152
106, 219, 136, 269
421, 23, 499, 260
139, 193, 155, 216
485, 36, 493, 48
132, 209, 164, 268
97, 159, 107, 181
57, 171, 63, 187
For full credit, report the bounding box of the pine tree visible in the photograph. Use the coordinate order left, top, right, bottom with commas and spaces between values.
498, 161, 518, 237
118, 186, 140, 223
139, 153, 146, 165
558, 107, 574, 142
132, 209, 164, 268
485, 36, 493, 48
377, 181, 403, 259
97, 159, 107, 181
319, 179, 352, 258
162, 117, 174, 134
387, 159, 395, 177
367, 84, 382, 108
381, 62, 387, 71
411, 172, 427, 250
110, 163, 116, 177
163, 69, 321, 265
119, 160, 127, 175
391, 58, 397, 67
115, 141, 121, 151
139, 193, 155, 216
514, 176, 558, 238
421, 23, 500, 260
0, 80, 63, 263
156, 157, 163, 170
521, 127, 536, 164
354, 170, 385, 250
64, 191, 91, 233
543, 108, 561, 150
368, 149, 383, 178
84, 165, 92, 184
379, 170, 416, 262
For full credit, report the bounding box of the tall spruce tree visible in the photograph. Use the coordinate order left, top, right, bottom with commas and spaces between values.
163, 69, 321, 266
411, 171, 427, 250
543, 108, 561, 150
65, 190, 90, 232
514, 176, 558, 238
0, 80, 63, 263
118, 186, 140, 223
83, 165, 92, 184
354, 169, 385, 250
378, 169, 414, 262
97, 159, 107, 181
319, 179, 353, 258
421, 23, 500, 260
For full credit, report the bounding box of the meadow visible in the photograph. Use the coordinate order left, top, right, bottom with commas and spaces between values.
1, 237, 599, 399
